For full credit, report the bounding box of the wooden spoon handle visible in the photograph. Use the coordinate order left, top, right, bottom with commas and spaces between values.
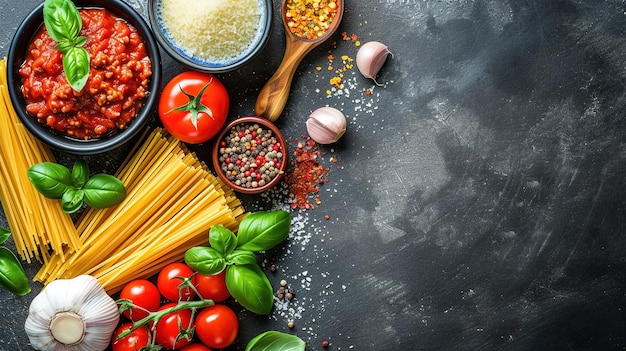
255, 38, 317, 122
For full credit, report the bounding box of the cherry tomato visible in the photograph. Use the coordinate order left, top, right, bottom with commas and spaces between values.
158, 71, 229, 144
155, 302, 194, 350
181, 344, 213, 351
119, 279, 162, 321
195, 270, 230, 303
158, 262, 197, 302
194, 304, 239, 349
111, 322, 150, 351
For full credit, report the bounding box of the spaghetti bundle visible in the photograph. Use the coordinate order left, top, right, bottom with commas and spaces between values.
0, 59, 81, 263
35, 128, 246, 293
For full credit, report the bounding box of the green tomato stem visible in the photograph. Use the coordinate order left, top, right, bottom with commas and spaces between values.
166, 81, 215, 130
115, 299, 215, 340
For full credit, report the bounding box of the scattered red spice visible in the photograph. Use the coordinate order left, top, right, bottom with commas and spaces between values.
322, 340, 330, 348
285, 136, 330, 210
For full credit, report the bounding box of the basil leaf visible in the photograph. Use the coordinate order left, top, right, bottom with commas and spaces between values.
61, 188, 84, 214
185, 246, 226, 275
237, 210, 291, 252
55, 39, 74, 53
0, 246, 31, 296
209, 225, 238, 256
0, 229, 10, 245
27, 162, 72, 199
43, 0, 83, 42
63, 46, 90, 92
226, 249, 258, 266
71, 160, 89, 189
74, 35, 87, 47
82, 174, 126, 209
43, 0, 90, 92
226, 264, 274, 315
246, 331, 306, 351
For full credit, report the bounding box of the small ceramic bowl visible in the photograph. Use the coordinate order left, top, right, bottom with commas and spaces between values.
6, 0, 162, 155
212, 116, 288, 194
148, 0, 272, 73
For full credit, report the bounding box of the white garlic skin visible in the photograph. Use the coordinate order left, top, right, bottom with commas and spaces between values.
306, 107, 347, 144
25, 275, 120, 351
356, 41, 392, 86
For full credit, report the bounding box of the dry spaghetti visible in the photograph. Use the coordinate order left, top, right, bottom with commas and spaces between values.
35, 128, 246, 293
0, 58, 80, 264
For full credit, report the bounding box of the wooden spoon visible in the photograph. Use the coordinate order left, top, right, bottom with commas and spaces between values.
255, 0, 344, 121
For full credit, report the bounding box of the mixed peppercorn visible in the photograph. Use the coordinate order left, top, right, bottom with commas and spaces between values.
218, 123, 284, 189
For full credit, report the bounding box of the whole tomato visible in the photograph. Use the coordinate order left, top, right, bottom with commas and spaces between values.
111, 322, 150, 351
155, 302, 194, 350
195, 304, 239, 349
195, 270, 230, 303
158, 71, 229, 144
181, 344, 213, 351
119, 279, 162, 321
157, 262, 197, 302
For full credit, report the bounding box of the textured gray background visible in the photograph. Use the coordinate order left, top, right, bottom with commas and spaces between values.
1, 0, 626, 350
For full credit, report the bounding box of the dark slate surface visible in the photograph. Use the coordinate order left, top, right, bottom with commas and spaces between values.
1, 0, 625, 350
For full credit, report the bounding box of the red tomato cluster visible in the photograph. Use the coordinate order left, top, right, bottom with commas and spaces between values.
112, 262, 238, 351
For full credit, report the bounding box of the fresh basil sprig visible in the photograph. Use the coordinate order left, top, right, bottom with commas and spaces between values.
27, 160, 126, 214
246, 331, 306, 351
0, 228, 31, 296
185, 210, 291, 315
43, 0, 90, 91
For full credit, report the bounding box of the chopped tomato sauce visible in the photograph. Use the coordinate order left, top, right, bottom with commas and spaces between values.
19, 8, 152, 140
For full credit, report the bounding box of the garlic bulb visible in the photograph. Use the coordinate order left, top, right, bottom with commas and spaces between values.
25, 275, 120, 351
356, 41, 392, 86
306, 107, 347, 144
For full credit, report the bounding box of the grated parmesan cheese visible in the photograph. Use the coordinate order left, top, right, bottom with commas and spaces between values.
159, 0, 263, 63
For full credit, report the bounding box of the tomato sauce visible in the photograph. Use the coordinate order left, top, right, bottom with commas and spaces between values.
19, 8, 152, 140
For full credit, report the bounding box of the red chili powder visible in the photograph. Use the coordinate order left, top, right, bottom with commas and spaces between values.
285, 136, 330, 209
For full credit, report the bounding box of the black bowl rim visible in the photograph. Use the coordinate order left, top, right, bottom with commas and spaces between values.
212, 116, 288, 194
7, 0, 162, 156
147, 0, 273, 74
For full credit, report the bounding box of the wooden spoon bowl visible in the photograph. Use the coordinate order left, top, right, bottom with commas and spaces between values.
255, 0, 344, 121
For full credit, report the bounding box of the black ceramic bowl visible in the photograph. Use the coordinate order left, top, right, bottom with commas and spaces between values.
148, 0, 272, 73
7, 0, 162, 155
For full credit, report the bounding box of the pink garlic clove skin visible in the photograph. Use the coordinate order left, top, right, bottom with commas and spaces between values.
356, 41, 392, 86
306, 107, 347, 144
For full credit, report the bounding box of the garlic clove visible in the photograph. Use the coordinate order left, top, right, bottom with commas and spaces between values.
356, 41, 392, 86
306, 107, 347, 144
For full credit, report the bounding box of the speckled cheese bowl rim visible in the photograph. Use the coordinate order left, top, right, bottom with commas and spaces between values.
147, 0, 273, 73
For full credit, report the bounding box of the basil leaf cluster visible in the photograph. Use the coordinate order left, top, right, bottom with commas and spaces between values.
185, 210, 291, 315
246, 331, 306, 351
0, 228, 31, 296
43, 0, 90, 91
27, 160, 126, 214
